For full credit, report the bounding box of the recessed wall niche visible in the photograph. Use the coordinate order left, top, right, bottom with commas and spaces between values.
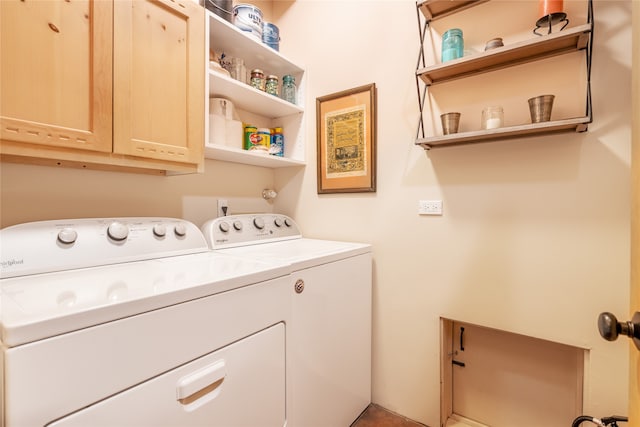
441, 318, 586, 427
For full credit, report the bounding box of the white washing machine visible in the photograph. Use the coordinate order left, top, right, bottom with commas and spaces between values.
0, 217, 292, 427
201, 213, 373, 427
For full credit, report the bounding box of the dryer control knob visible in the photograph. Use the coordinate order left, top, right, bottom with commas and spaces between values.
57, 228, 78, 245
174, 223, 187, 237
284, 218, 293, 227
153, 224, 167, 237
233, 220, 243, 231
253, 217, 265, 229
107, 222, 129, 241
274, 218, 283, 227
219, 222, 230, 233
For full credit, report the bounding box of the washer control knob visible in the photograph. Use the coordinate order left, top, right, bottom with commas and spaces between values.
253, 217, 265, 229
274, 217, 283, 227
233, 220, 243, 231
174, 223, 187, 237
284, 218, 293, 227
57, 228, 78, 244
153, 223, 167, 237
219, 221, 230, 233
107, 222, 129, 241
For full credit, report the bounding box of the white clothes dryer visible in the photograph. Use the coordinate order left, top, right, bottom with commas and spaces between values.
202, 213, 373, 427
0, 217, 292, 427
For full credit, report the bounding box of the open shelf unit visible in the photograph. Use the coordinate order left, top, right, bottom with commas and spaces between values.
205, 11, 306, 167
414, 0, 594, 150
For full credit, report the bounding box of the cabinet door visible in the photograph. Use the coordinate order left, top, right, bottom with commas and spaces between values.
0, 0, 113, 152
113, 0, 204, 165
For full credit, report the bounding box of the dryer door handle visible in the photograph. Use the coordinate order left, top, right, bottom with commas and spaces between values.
176, 359, 226, 408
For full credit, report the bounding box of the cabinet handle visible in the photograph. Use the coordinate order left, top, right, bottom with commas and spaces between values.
176, 360, 226, 410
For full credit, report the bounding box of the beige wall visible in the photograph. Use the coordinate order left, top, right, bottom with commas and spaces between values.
0, 1, 633, 426
0, 159, 276, 227
273, 1, 632, 425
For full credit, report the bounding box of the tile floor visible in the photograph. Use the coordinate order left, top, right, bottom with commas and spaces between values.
351, 404, 427, 427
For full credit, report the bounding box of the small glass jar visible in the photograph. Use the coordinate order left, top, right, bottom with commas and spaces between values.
281, 74, 297, 105
481, 106, 504, 129
229, 57, 247, 84
442, 28, 464, 63
265, 75, 279, 96
250, 69, 265, 91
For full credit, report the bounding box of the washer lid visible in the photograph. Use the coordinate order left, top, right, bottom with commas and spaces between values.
0, 251, 290, 347
217, 238, 372, 271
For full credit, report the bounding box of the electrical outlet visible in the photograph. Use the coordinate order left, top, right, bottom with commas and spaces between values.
418, 200, 443, 215
217, 199, 228, 217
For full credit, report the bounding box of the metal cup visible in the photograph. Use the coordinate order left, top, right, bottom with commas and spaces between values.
440, 112, 461, 135
528, 95, 555, 123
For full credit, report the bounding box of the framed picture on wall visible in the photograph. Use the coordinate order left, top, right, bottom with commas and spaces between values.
316, 83, 377, 194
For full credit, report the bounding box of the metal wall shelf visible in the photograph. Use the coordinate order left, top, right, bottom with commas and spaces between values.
413, 0, 594, 150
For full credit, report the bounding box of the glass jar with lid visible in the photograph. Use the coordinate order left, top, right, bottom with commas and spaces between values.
265, 75, 279, 96
442, 28, 464, 62
250, 69, 265, 91
281, 74, 297, 105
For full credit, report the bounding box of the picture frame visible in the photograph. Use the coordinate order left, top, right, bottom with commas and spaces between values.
316, 83, 377, 194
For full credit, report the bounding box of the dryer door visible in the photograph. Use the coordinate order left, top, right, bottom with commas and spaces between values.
50, 323, 286, 427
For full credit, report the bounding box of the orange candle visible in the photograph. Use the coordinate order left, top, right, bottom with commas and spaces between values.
538, 0, 563, 17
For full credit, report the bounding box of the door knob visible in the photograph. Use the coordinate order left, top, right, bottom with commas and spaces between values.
597, 311, 640, 350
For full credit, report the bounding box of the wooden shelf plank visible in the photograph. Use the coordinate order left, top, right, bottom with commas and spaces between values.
417, 0, 489, 21
204, 144, 305, 168
417, 24, 592, 86
415, 117, 590, 149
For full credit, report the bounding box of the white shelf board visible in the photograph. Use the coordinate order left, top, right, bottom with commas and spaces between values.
204, 144, 306, 168
208, 11, 303, 77
209, 71, 303, 119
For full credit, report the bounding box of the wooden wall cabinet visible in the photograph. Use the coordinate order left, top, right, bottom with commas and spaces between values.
0, 0, 205, 174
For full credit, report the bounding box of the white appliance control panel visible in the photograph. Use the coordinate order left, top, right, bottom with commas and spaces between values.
202, 214, 301, 249
0, 218, 209, 278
